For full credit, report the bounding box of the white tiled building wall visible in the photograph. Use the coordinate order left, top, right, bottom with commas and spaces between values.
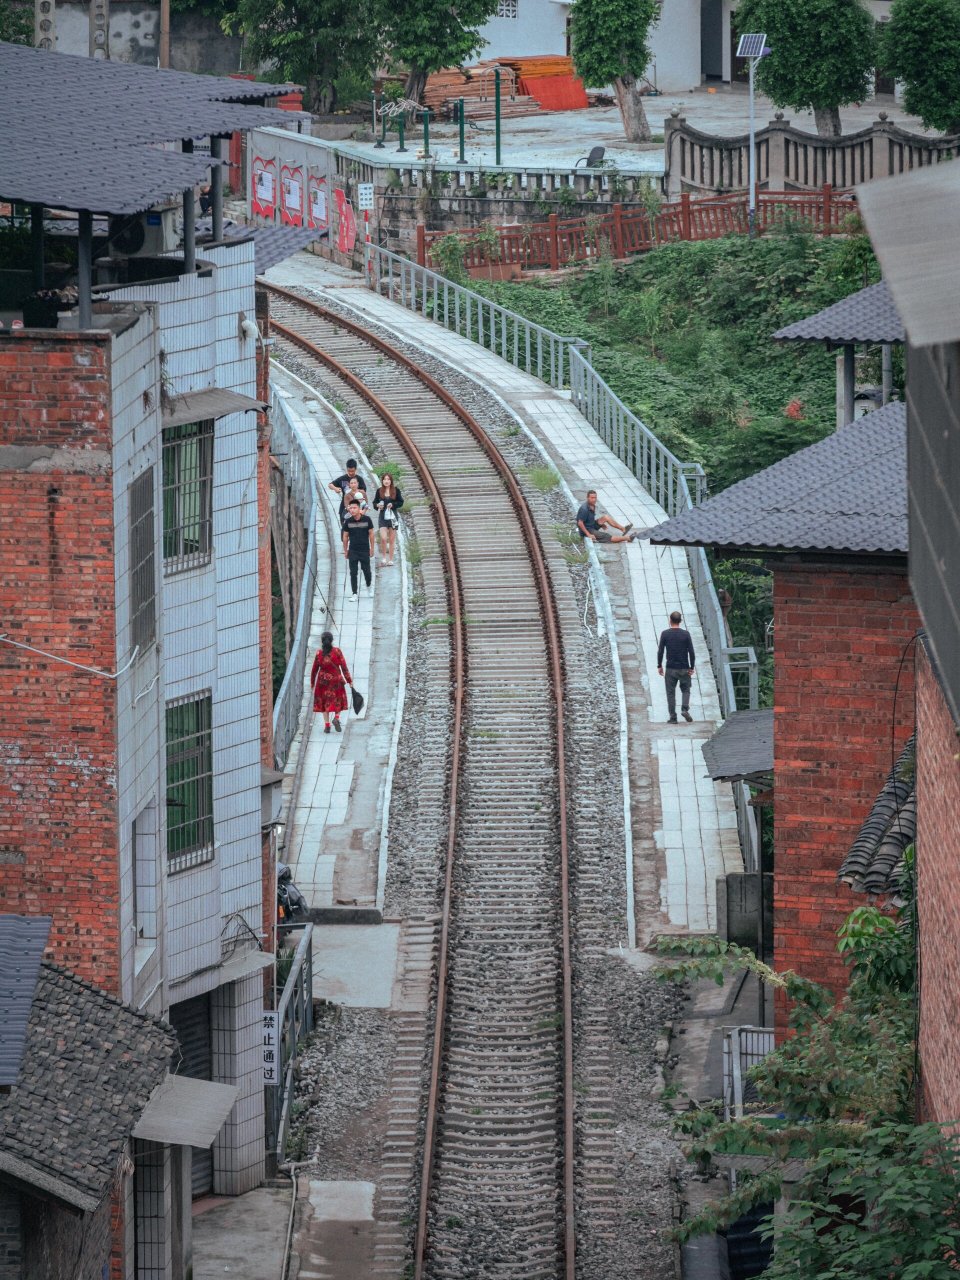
107, 238, 265, 1197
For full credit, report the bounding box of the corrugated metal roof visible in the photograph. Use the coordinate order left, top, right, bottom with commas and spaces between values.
773, 280, 904, 344
133, 1074, 239, 1147
163, 387, 266, 427
0, 963, 174, 1209
857, 162, 960, 347
0, 41, 296, 215
644, 402, 907, 557
0, 916, 50, 1089
838, 734, 915, 897
701, 709, 773, 783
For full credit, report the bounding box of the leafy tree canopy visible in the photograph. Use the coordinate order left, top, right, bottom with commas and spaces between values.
224, 0, 381, 113
570, 0, 660, 140
384, 0, 501, 101
0, 0, 32, 43
882, 0, 960, 132
734, 0, 876, 135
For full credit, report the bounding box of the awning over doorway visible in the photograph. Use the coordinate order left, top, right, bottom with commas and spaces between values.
162, 388, 267, 428
133, 1074, 239, 1148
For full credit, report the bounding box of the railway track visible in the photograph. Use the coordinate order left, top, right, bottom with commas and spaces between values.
264, 283, 577, 1279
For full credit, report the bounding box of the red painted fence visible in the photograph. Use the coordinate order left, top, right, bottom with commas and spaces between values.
417, 186, 857, 273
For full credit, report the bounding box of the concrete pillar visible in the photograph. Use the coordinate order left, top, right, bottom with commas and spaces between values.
78, 209, 93, 329
882, 343, 894, 404
211, 136, 224, 241
211, 972, 266, 1195
30, 205, 44, 290
842, 344, 856, 427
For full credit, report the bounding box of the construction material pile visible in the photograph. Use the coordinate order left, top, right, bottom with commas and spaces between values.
499, 55, 589, 111
422, 62, 541, 119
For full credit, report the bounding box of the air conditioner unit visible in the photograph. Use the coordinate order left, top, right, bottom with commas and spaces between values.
109, 203, 182, 256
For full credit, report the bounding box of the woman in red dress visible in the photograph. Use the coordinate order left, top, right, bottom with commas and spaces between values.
310, 631, 352, 733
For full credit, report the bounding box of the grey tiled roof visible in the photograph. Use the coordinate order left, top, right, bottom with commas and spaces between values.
0, 41, 295, 215
644, 402, 907, 557
701, 709, 773, 783
0, 916, 50, 1089
838, 734, 915, 897
249, 224, 327, 272
773, 280, 905, 344
0, 963, 174, 1210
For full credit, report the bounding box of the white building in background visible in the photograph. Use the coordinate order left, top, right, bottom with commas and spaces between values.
476, 0, 896, 96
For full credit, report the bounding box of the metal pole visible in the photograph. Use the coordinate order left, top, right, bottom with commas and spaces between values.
30, 204, 45, 290
458, 98, 466, 164
210, 136, 224, 241
422, 110, 431, 159
371, 92, 380, 146
371, 93, 384, 147
748, 57, 756, 237
183, 189, 196, 273
397, 117, 406, 153
78, 209, 92, 330
495, 67, 502, 167
882, 342, 893, 404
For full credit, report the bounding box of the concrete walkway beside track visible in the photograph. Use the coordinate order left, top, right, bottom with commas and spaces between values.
266, 252, 742, 938
273, 366, 407, 916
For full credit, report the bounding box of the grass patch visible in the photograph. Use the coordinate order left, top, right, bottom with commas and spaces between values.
405, 536, 423, 568
424, 614, 454, 626
527, 464, 561, 492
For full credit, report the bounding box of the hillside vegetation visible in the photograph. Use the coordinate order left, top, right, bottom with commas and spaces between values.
473, 225, 884, 699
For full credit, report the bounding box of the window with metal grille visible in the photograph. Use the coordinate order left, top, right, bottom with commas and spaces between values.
497, 0, 518, 16
165, 693, 214, 868
129, 468, 156, 652
162, 420, 213, 571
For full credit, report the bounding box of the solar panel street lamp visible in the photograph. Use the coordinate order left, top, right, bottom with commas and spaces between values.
736, 32, 770, 237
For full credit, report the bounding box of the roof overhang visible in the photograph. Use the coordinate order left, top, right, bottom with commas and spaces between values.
0, 1148, 99, 1213
701, 709, 773, 784
133, 1075, 240, 1148
162, 388, 267, 428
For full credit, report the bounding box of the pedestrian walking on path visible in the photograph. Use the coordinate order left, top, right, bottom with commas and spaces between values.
374, 472, 404, 565
343, 474, 370, 518
311, 632, 353, 733
657, 611, 696, 723
577, 490, 637, 544
342, 499, 376, 599
329, 458, 369, 521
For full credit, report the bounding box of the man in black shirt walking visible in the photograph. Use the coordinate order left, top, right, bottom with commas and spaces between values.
342, 500, 375, 599
657, 611, 695, 723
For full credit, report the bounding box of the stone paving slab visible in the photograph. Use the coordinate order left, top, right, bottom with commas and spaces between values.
192, 1186, 289, 1280
266, 252, 742, 940
311, 923, 400, 1008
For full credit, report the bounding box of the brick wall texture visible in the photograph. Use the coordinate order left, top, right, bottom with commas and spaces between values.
21, 1187, 112, 1280
772, 563, 919, 1031
916, 642, 960, 1123
0, 333, 121, 993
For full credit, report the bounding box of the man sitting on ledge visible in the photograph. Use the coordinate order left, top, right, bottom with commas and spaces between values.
577, 490, 638, 544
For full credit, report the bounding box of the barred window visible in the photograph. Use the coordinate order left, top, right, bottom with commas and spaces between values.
497, 0, 518, 15
162, 420, 213, 571
165, 693, 214, 868
129, 468, 156, 652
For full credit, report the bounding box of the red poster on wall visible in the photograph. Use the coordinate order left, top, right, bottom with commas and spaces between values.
335, 189, 357, 253
307, 174, 328, 231
251, 157, 277, 219
280, 165, 304, 227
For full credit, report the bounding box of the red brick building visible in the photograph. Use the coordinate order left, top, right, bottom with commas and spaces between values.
647, 402, 917, 1029
860, 165, 960, 1124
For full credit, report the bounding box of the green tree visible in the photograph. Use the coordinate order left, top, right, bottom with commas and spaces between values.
0, 0, 32, 43
223, 0, 381, 113
733, 0, 876, 137
881, 0, 960, 133
384, 0, 501, 105
570, 0, 660, 141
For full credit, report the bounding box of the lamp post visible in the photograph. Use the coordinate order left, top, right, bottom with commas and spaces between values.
735, 33, 770, 237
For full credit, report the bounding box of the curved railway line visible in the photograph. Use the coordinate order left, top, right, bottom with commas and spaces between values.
264, 284, 578, 1279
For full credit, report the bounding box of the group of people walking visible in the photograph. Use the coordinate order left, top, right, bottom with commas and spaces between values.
329, 458, 404, 600
310, 458, 406, 732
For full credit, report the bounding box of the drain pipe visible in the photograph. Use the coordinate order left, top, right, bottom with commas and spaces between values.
278, 1160, 311, 1280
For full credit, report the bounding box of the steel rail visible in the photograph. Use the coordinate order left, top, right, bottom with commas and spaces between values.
264, 281, 576, 1279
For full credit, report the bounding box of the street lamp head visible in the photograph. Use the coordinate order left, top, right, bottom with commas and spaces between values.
761, 46, 773, 58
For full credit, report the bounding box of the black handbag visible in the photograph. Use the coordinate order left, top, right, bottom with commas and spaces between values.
350, 685, 365, 714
